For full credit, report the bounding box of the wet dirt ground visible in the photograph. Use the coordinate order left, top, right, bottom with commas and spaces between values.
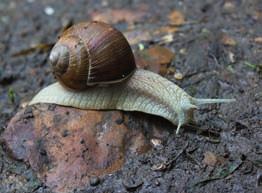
0, 0, 262, 193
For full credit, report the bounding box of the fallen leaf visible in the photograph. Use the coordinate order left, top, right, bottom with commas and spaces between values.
203, 151, 217, 166
124, 27, 176, 46
194, 160, 243, 187
168, 10, 185, 25
135, 45, 175, 75
252, 10, 262, 21
221, 34, 237, 46
157, 26, 179, 34
124, 30, 152, 45
254, 37, 262, 44
91, 9, 147, 24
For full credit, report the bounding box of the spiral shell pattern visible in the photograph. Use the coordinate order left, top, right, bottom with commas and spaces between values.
49, 21, 136, 90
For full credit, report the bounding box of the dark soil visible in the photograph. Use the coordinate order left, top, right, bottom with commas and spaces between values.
0, 0, 261, 193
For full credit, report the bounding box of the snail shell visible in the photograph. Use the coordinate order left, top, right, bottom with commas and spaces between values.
49, 21, 136, 90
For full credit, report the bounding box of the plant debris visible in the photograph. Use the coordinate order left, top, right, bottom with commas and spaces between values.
12, 43, 54, 57
91, 8, 147, 24
193, 160, 243, 187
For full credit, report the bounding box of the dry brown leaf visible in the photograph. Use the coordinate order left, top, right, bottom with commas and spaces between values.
125, 28, 175, 46
254, 37, 262, 44
157, 26, 179, 34
124, 30, 152, 45
135, 45, 175, 75
203, 151, 218, 166
253, 11, 262, 21
91, 9, 146, 24
221, 35, 237, 46
146, 46, 175, 65
168, 10, 185, 25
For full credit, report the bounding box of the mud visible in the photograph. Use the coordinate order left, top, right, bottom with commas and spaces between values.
0, 0, 261, 193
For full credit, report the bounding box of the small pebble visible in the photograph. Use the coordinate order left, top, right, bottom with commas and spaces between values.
228, 51, 236, 63
223, 2, 235, 12
161, 34, 174, 43
89, 176, 100, 186
138, 43, 145, 51
179, 48, 187, 55
174, 72, 183, 80
44, 6, 55, 16
150, 138, 162, 147
154, 179, 160, 186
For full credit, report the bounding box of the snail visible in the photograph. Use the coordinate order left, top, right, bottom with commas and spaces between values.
29, 21, 235, 134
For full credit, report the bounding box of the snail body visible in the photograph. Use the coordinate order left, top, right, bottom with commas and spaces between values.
29, 21, 235, 134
